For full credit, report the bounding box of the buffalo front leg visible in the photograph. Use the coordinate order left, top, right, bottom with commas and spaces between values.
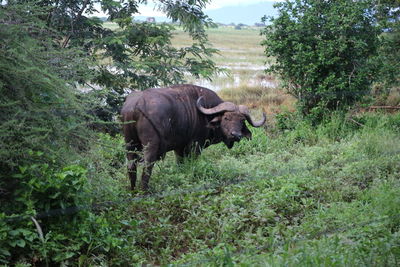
141, 161, 155, 191
174, 144, 201, 164
141, 143, 160, 191
174, 149, 185, 164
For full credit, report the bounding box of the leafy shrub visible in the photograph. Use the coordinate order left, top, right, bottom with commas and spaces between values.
275, 110, 299, 131
12, 161, 88, 214
261, 0, 379, 121
1, 161, 89, 264
0, 156, 136, 265
374, 0, 400, 90
82, 133, 128, 202
0, 4, 94, 202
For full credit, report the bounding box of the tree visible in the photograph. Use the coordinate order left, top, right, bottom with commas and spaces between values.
373, 0, 400, 89
3, 0, 220, 132
0, 3, 91, 170
261, 0, 379, 119
0, 2, 94, 211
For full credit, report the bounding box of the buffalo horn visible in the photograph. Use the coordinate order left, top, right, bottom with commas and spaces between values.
238, 105, 267, 127
196, 96, 237, 115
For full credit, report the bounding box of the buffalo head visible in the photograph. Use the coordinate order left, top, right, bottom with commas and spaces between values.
196, 97, 266, 148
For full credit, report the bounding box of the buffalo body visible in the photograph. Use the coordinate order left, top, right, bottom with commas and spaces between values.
121, 84, 266, 190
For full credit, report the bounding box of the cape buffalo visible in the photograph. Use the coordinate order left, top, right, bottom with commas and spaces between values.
121, 84, 266, 190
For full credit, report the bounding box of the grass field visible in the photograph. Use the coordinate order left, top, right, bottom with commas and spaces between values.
171, 26, 296, 114
86, 112, 400, 266
172, 26, 266, 66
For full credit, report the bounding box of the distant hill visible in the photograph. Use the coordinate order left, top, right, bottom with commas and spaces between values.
205, 2, 279, 25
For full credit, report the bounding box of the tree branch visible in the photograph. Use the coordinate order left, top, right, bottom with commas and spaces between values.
62, 0, 90, 48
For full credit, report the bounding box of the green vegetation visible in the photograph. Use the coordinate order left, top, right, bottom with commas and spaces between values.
4, 112, 399, 265
372, 0, 400, 106
1, 0, 400, 265
374, 0, 400, 89
125, 112, 400, 265
261, 0, 380, 120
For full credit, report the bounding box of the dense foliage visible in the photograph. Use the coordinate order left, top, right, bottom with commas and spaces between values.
0, 0, 220, 265
0, 4, 121, 264
0, 3, 92, 190
261, 0, 380, 120
374, 0, 400, 88
3, 0, 219, 132
4, 111, 399, 265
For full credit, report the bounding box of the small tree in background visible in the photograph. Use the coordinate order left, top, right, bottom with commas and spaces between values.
373, 0, 400, 93
261, 0, 379, 121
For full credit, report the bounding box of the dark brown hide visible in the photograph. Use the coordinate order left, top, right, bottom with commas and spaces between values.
121, 84, 266, 190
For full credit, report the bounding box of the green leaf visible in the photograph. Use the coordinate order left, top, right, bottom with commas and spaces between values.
16, 239, 26, 248
0, 248, 11, 256
9, 229, 21, 236
19, 166, 28, 174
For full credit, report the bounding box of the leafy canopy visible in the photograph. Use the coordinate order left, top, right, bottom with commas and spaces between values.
261, 0, 379, 119
34, 0, 220, 89
373, 0, 400, 88
2, 0, 220, 130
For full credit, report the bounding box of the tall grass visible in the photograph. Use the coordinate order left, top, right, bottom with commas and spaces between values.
75, 112, 400, 266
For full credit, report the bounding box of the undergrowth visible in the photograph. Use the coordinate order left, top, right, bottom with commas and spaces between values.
2, 112, 400, 266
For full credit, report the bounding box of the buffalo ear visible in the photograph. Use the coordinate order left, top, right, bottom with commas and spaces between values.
207, 116, 222, 129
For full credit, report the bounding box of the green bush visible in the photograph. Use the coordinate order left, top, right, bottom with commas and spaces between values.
261, 0, 379, 121
0, 156, 134, 265
374, 0, 400, 90
12, 161, 88, 214
275, 110, 299, 131
1, 161, 88, 264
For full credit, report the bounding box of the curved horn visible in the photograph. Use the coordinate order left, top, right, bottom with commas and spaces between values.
239, 105, 267, 127
196, 96, 237, 115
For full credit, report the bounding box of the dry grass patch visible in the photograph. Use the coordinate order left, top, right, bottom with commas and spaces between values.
219, 83, 296, 114
387, 88, 400, 106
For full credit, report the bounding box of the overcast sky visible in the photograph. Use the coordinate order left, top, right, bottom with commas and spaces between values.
206, 0, 278, 10
138, 0, 279, 17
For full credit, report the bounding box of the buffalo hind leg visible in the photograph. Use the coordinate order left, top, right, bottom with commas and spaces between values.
126, 142, 141, 190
